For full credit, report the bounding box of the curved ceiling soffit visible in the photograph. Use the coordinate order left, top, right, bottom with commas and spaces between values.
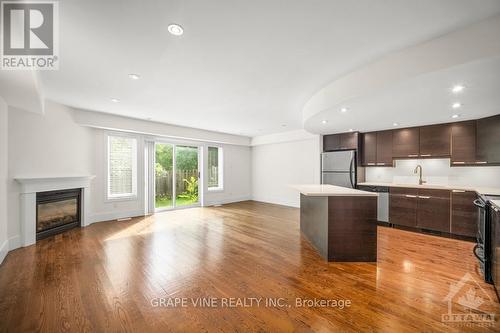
302, 15, 500, 133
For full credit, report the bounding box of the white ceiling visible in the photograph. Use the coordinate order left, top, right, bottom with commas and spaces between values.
38, 0, 500, 137
306, 56, 500, 134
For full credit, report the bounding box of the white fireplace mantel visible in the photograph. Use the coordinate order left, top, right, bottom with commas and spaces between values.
15, 176, 95, 247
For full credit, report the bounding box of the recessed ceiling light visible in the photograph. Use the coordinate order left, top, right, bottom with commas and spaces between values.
340, 107, 348, 113
128, 73, 140, 80
452, 102, 462, 109
451, 114, 460, 119
393, 122, 399, 126
281, 124, 287, 127
322, 120, 328, 124
111, 98, 120, 103
348, 128, 354, 132
168, 24, 184, 36
452, 85, 465, 93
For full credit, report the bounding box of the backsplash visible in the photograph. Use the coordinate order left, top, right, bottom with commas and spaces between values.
365, 158, 500, 188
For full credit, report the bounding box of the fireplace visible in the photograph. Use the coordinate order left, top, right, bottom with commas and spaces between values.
36, 188, 82, 240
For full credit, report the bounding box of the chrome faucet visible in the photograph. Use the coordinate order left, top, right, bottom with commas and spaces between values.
414, 165, 426, 185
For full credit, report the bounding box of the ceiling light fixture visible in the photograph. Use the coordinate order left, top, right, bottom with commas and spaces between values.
111, 98, 120, 103
168, 24, 184, 36
393, 122, 399, 127
128, 73, 140, 80
451, 114, 460, 119
340, 107, 348, 113
322, 120, 328, 124
348, 128, 354, 132
452, 85, 465, 93
452, 102, 462, 109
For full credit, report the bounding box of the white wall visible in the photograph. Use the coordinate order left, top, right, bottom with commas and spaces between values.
0, 97, 8, 264
366, 158, 500, 188
6, 101, 252, 251
7, 102, 95, 246
251, 131, 321, 207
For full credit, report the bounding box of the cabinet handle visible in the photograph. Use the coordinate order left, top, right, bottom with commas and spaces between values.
420, 154, 431, 157
367, 163, 376, 166
452, 190, 465, 193
452, 161, 465, 164
418, 196, 431, 199
376, 163, 385, 165
475, 161, 487, 164
408, 154, 418, 157
405, 195, 417, 198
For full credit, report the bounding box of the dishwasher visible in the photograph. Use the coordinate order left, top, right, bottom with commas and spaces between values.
357, 185, 389, 223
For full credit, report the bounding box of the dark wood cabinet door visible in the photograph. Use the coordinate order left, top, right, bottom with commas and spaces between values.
339, 132, 359, 150
392, 127, 419, 158
376, 130, 393, 166
362, 132, 377, 166
450, 190, 478, 237
389, 187, 418, 227
323, 132, 358, 151
416, 189, 450, 232
476, 114, 500, 165
323, 134, 341, 151
419, 124, 451, 157
451, 121, 477, 165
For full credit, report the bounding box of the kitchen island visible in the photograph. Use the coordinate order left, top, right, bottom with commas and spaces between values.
292, 185, 378, 262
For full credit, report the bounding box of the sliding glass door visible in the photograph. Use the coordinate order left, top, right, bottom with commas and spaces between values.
154, 143, 199, 211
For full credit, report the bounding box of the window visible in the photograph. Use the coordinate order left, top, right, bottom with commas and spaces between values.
107, 135, 137, 199
207, 146, 223, 191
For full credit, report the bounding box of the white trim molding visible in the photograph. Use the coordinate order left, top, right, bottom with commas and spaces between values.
15, 176, 95, 247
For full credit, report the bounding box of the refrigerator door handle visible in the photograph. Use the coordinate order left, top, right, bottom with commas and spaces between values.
349, 156, 354, 188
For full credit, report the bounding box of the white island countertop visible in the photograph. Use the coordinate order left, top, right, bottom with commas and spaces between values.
291, 184, 378, 197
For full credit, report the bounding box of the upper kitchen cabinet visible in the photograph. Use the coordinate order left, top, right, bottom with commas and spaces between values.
362, 131, 393, 166
392, 127, 419, 158
419, 124, 451, 157
362, 132, 377, 165
451, 120, 477, 165
323, 132, 359, 151
376, 130, 393, 166
476, 114, 500, 165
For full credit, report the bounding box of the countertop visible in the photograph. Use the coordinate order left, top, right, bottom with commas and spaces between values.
357, 182, 500, 196
292, 184, 378, 197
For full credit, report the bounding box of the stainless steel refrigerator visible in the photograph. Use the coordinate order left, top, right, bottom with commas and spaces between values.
321, 150, 357, 188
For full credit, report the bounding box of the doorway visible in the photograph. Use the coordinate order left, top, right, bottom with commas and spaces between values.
154, 143, 200, 211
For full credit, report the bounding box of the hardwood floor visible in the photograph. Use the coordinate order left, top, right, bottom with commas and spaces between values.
0, 201, 499, 332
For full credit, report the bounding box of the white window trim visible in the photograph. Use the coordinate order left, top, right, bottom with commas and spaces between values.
207, 146, 224, 192
106, 132, 138, 201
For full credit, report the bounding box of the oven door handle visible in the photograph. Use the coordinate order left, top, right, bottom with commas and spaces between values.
473, 199, 485, 209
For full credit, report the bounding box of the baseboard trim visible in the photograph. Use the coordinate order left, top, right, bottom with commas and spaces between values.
0, 239, 8, 265
250, 196, 299, 208
205, 195, 252, 207
0, 235, 22, 265
89, 210, 145, 224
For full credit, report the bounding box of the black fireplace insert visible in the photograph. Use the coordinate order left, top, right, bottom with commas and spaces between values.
36, 188, 82, 240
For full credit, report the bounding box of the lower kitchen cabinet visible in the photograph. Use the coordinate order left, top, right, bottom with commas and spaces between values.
390, 187, 451, 233
492, 204, 500, 301
389, 188, 418, 227
416, 189, 450, 232
450, 190, 478, 237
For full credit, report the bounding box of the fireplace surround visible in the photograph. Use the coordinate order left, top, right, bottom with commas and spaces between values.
15, 176, 95, 247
